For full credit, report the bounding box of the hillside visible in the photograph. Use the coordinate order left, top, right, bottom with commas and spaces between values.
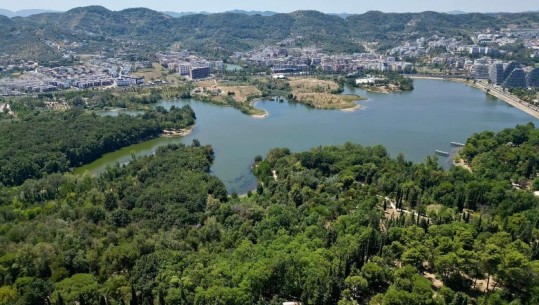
0, 124, 537, 304
1, 6, 539, 60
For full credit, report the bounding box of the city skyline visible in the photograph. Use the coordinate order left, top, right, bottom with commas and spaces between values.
1, 0, 538, 14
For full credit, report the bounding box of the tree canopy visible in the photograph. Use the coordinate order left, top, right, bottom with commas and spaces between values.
0, 106, 195, 186
0, 124, 538, 304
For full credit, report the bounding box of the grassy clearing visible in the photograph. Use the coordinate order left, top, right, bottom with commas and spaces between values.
192, 80, 265, 116
360, 84, 401, 94
289, 78, 364, 109
290, 79, 341, 93
292, 93, 362, 109
426, 204, 444, 214
220, 85, 262, 103
132, 63, 182, 83
193, 80, 262, 104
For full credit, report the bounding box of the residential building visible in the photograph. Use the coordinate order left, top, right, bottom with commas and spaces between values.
503, 68, 527, 88
190, 66, 210, 80
503, 61, 521, 81
472, 64, 489, 79
178, 63, 191, 76
526, 68, 539, 88
489, 62, 505, 85
116, 78, 132, 86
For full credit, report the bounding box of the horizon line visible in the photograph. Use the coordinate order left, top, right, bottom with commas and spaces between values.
0, 6, 537, 15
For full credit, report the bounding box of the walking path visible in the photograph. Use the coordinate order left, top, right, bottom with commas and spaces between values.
379, 196, 431, 223
452, 79, 539, 120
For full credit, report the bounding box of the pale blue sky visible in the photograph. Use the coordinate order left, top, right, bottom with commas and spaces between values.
3, 0, 538, 13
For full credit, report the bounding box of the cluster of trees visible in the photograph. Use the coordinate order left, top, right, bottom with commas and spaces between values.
0, 124, 538, 305
348, 70, 415, 91
461, 123, 539, 186
384, 72, 414, 90
508, 88, 539, 105
0, 143, 227, 305
500, 43, 539, 66
51, 86, 193, 110
250, 78, 293, 99
0, 106, 195, 185
1, 85, 195, 121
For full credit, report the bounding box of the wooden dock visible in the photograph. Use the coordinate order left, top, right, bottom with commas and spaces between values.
435, 150, 450, 157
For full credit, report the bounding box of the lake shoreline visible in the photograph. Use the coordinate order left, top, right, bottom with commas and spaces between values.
250, 97, 365, 118
161, 125, 195, 137
410, 76, 539, 120
75, 80, 538, 194
450, 79, 539, 120
249, 100, 270, 119
340, 104, 362, 112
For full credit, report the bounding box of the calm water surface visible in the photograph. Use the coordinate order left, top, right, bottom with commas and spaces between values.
224, 64, 243, 72
75, 79, 539, 193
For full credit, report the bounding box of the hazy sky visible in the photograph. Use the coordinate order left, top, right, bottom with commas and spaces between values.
3, 0, 538, 13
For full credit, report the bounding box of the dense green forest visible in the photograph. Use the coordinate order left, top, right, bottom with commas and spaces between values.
2, 7, 539, 60
0, 123, 538, 305
0, 105, 195, 186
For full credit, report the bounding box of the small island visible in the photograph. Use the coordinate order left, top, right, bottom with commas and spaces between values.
191, 80, 267, 117
353, 71, 415, 93
190, 77, 365, 117
287, 78, 365, 110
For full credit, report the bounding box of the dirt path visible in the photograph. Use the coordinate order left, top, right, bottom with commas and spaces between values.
381, 196, 431, 223
423, 272, 444, 289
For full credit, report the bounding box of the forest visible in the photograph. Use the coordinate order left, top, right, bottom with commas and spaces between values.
0, 105, 195, 186
0, 123, 538, 305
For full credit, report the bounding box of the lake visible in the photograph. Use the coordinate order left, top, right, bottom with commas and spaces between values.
75, 79, 539, 194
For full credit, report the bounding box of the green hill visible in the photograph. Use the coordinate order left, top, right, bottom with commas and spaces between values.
1, 6, 539, 61
0, 124, 538, 304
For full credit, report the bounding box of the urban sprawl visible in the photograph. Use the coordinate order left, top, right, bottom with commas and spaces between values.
1, 28, 539, 98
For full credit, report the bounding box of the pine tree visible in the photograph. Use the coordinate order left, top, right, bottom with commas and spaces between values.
57, 294, 65, 305
158, 290, 166, 305
130, 286, 138, 305
477, 214, 483, 230
99, 296, 108, 305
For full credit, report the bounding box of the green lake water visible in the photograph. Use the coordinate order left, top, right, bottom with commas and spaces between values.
75, 79, 539, 194
224, 64, 243, 71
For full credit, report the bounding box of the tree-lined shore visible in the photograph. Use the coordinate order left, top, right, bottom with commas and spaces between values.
0, 123, 538, 305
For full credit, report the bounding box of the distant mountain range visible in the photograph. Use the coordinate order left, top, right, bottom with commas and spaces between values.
162, 10, 354, 19
2, 8, 538, 19
0, 9, 59, 17
161, 11, 209, 18
447, 10, 467, 15
0, 9, 281, 18
162, 10, 278, 17
1, 6, 538, 62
